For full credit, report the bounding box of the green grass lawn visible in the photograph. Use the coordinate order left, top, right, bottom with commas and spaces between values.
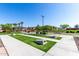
29, 34, 61, 40
29, 34, 49, 38
11, 35, 56, 52
55, 37, 62, 40
0, 32, 21, 35
0, 32, 10, 35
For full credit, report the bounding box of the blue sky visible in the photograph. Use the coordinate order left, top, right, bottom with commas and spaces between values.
0, 3, 79, 27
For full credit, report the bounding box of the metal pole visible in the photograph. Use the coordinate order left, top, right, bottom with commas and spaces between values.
42, 15, 44, 26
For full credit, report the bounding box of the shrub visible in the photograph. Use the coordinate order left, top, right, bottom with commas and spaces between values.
70, 31, 74, 33
36, 31, 39, 34
76, 31, 79, 33
66, 31, 69, 33
40, 31, 47, 35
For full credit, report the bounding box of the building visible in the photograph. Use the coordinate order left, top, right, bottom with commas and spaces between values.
66, 28, 79, 33
22, 27, 36, 33
66, 28, 79, 30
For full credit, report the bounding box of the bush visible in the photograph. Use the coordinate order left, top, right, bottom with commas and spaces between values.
70, 31, 74, 33
36, 31, 39, 34
66, 31, 69, 33
40, 31, 47, 35
43, 32, 47, 34
76, 31, 79, 33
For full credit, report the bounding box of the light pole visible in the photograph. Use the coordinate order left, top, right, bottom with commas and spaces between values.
41, 15, 44, 26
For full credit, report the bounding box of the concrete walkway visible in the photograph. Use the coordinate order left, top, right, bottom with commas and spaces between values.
0, 34, 79, 56
0, 35, 45, 56
44, 35, 79, 56
19, 34, 60, 42
0, 38, 8, 56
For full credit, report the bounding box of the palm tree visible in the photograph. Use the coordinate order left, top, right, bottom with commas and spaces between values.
1, 24, 13, 33
18, 23, 21, 31
12, 23, 17, 32
20, 22, 23, 31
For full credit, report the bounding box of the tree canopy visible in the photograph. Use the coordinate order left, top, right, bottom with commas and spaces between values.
60, 24, 69, 29
74, 24, 79, 28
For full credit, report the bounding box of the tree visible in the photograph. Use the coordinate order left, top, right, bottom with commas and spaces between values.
41, 25, 53, 32
52, 26, 58, 32
18, 23, 21, 31
74, 24, 79, 28
20, 22, 24, 31
35, 25, 53, 34
1, 24, 13, 32
35, 25, 41, 34
60, 24, 69, 29
57, 28, 65, 33
42, 25, 53, 34
17, 22, 24, 31
12, 23, 17, 32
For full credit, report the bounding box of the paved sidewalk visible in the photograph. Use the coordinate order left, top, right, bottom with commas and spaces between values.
44, 35, 79, 56
0, 35, 45, 56
0, 38, 8, 56
74, 37, 79, 50
0, 47, 7, 56
0, 34, 79, 56
19, 34, 60, 42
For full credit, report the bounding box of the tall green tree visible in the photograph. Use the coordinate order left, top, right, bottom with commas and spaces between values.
35, 25, 41, 34
74, 24, 79, 28
12, 23, 17, 32
35, 25, 53, 34
1, 24, 13, 32
41, 25, 53, 32
60, 24, 69, 29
